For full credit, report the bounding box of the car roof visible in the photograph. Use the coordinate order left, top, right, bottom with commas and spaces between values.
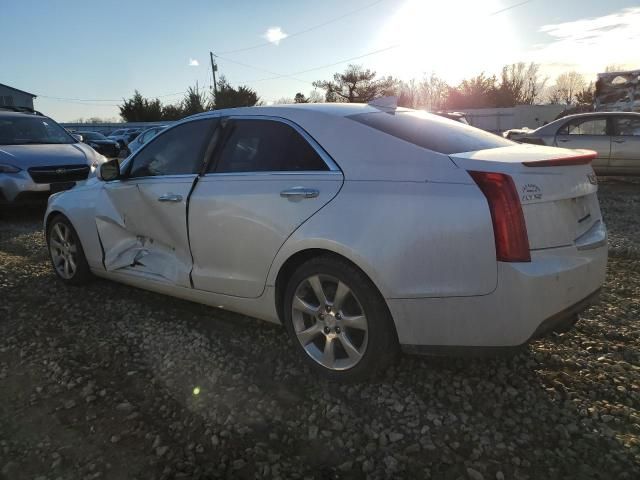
190, 102, 399, 120
0, 111, 48, 120
558, 111, 640, 120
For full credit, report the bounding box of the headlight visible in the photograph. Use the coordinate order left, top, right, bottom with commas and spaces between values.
0, 163, 21, 173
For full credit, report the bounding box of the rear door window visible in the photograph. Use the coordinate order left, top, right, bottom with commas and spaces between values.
347, 110, 512, 154
613, 116, 640, 136
559, 118, 608, 135
211, 119, 329, 173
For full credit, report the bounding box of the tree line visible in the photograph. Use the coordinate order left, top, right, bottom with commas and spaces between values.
119, 75, 260, 122
119, 62, 608, 122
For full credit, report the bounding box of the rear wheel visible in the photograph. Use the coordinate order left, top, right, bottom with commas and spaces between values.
47, 215, 92, 285
283, 256, 398, 382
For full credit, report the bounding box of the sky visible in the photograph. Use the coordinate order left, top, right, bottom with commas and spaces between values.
1, 0, 639, 121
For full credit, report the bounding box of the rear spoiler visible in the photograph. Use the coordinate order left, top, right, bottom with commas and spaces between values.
522, 150, 597, 167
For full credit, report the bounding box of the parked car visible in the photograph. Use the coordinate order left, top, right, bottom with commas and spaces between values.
434, 111, 469, 124
508, 112, 640, 175
77, 131, 120, 158
44, 104, 607, 380
0, 110, 107, 206
127, 125, 167, 154
107, 128, 142, 149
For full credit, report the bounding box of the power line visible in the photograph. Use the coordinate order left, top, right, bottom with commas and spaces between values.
226, 44, 401, 86
216, 0, 389, 55
215, 0, 535, 85
35, 0, 534, 105
490, 0, 534, 15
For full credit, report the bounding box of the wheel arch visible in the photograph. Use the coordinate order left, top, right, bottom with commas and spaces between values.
272, 246, 392, 327
44, 209, 67, 239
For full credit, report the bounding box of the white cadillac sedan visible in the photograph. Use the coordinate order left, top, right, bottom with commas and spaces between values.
44, 103, 608, 381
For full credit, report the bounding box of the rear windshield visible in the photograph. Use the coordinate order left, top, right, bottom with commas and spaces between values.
348, 110, 513, 155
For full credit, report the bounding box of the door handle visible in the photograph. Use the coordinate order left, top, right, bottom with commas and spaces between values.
557, 139, 569, 143
280, 187, 319, 199
157, 193, 183, 202
613, 139, 626, 144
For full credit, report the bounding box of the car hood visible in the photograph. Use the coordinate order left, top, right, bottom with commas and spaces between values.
0, 143, 96, 167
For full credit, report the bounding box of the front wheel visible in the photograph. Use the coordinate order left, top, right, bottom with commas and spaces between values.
283, 256, 399, 382
47, 215, 92, 285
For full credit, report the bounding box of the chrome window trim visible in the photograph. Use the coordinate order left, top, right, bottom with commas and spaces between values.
201, 171, 343, 178
209, 114, 341, 173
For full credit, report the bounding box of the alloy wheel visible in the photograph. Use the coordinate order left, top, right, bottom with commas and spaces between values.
49, 222, 78, 280
291, 274, 368, 370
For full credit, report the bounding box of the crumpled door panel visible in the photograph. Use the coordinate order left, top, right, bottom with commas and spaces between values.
95, 179, 195, 286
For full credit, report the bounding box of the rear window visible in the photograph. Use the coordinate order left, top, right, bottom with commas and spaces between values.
348, 110, 513, 155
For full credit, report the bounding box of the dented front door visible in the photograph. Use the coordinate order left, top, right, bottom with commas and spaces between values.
95, 175, 196, 286
94, 117, 218, 286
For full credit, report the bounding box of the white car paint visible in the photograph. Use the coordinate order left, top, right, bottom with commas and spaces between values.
45, 104, 607, 353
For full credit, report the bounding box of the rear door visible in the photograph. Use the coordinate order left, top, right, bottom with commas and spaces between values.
95, 118, 217, 286
189, 116, 343, 298
610, 115, 640, 175
554, 116, 611, 173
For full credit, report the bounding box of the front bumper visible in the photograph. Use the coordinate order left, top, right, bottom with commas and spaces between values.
0, 170, 80, 205
388, 241, 608, 351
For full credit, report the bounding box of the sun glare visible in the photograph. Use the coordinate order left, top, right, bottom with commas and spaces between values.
374, 0, 521, 83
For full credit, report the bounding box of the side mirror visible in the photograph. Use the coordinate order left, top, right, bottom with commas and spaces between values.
72, 133, 83, 142
98, 159, 121, 181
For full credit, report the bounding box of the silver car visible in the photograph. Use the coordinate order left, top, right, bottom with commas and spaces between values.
126, 125, 167, 154
44, 104, 607, 380
510, 112, 640, 175
0, 110, 107, 206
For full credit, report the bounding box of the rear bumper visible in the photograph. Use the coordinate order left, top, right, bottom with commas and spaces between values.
401, 288, 600, 356
388, 241, 608, 350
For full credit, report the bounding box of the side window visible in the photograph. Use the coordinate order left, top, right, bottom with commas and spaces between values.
614, 117, 640, 136
129, 119, 216, 178
212, 119, 328, 173
561, 118, 607, 136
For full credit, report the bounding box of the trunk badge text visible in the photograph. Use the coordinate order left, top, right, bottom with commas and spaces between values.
521, 183, 542, 202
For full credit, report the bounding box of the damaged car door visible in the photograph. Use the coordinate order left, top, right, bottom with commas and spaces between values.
95, 118, 217, 286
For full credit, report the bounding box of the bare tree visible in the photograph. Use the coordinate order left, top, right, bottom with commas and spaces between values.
307, 90, 324, 103
546, 71, 586, 105
604, 64, 626, 73
313, 64, 398, 103
575, 81, 595, 106
497, 62, 547, 106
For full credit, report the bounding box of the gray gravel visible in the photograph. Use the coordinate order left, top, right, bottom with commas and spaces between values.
1, 182, 639, 479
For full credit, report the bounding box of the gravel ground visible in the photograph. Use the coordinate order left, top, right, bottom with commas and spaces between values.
1, 180, 639, 480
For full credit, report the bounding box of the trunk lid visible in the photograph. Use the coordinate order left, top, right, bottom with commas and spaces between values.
450, 144, 601, 250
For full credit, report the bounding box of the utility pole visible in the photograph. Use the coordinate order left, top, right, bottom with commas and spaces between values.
209, 52, 218, 103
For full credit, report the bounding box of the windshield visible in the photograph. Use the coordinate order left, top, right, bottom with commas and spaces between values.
78, 131, 107, 140
0, 116, 76, 145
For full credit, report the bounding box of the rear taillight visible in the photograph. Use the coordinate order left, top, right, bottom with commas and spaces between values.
469, 171, 531, 262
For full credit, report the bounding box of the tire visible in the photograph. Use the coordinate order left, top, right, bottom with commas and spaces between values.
47, 215, 92, 285
283, 255, 399, 382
